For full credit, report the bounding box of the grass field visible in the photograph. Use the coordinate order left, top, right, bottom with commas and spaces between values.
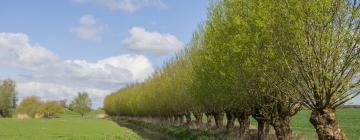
291, 108, 360, 140
0, 110, 141, 140
0, 108, 359, 140
247, 108, 360, 140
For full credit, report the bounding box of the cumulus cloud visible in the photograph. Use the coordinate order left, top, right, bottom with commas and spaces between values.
0, 32, 154, 108
71, 15, 105, 41
16, 54, 153, 108
122, 27, 184, 54
25, 54, 154, 89
72, 0, 165, 13
0, 33, 58, 69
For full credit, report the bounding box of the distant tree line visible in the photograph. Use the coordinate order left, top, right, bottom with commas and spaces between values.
104, 0, 359, 140
16, 96, 65, 118
17, 92, 92, 118
0, 78, 92, 118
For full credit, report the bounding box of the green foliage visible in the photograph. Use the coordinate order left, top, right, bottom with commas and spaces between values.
0, 79, 17, 117
103, 0, 359, 139
16, 96, 65, 118
16, 96, 42, 118
70, 92, 92, 117
37, 101, 65, 118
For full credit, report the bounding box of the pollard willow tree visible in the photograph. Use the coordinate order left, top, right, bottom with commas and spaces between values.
242, 1, 306, 139
103, 0, 359, 140
104, 45, 198, 121
192, 2, 238, 128
200, 1, 303, 139
277, 0, 359, 139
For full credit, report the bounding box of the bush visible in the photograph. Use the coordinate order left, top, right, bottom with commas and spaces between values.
16, 96, 42, 118
37, 101, 65, 118
16, 96, 65, 118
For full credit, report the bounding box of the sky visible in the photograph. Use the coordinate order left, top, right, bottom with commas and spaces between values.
0, 0, 210, 108
0, 0, 359, 108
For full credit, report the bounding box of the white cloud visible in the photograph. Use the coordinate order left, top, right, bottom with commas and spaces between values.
71, 15, 105, 41
0, 33, 58, 69
15, 54, 154, 107
16, 54, 154, 108
72, 0, 165, 13
122, 27, 184, 54
97, 55, 154, 81
0, 32, 154, 108
26, 54, 154, 89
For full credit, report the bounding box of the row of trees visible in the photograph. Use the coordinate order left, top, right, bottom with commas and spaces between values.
104, 0, 359, 140
17, 92, 92, 118
0, 78, 92, 118
0, 79, 64, 118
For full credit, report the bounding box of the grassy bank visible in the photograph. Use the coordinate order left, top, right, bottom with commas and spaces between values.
113, 117, 220, 140
113, 108, 360, 140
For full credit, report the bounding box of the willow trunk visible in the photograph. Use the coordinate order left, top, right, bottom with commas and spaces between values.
310, 109, 346, 140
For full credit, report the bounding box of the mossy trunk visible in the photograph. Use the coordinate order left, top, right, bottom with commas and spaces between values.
225, 111, 235, 130
236, 112, 250, 136
271, 116, 292, 140
310, 109, 346, 140
213, 112, 224, 128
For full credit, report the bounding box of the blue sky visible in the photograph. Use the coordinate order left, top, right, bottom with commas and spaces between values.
0, 0, 209, 65
1, 0, 359, 108
0, 0, 210, 108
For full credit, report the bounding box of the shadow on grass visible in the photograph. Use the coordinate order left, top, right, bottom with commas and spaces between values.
112, 117, 220, 140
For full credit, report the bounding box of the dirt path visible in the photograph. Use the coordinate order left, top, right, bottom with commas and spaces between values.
115, 119, 174, 140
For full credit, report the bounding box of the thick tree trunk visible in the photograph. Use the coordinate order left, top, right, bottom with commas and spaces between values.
170, 116, 175, 123
254, 117, 269, 140
205, 112, 213, 128
193, 112, 203, 126
0, 110, 3, 117
236, 112, 250, 136
181, 114, 187, 124
226, 111, 235, 130
175, 115, 182, 125
310, 109, 346, 140
271, 116, 292, 140
265, 122, 270, 134
213, 112, 224, 128
185, 113, 192, 125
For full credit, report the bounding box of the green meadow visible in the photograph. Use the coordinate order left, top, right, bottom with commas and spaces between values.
0, 108, 359, 140
291, 108, 360, 140
0, 111, 141, 140
246, 108, 360, 140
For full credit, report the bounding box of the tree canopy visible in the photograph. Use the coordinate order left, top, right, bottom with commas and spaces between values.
104, 0, 359, 140
70, 92, 92, 117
